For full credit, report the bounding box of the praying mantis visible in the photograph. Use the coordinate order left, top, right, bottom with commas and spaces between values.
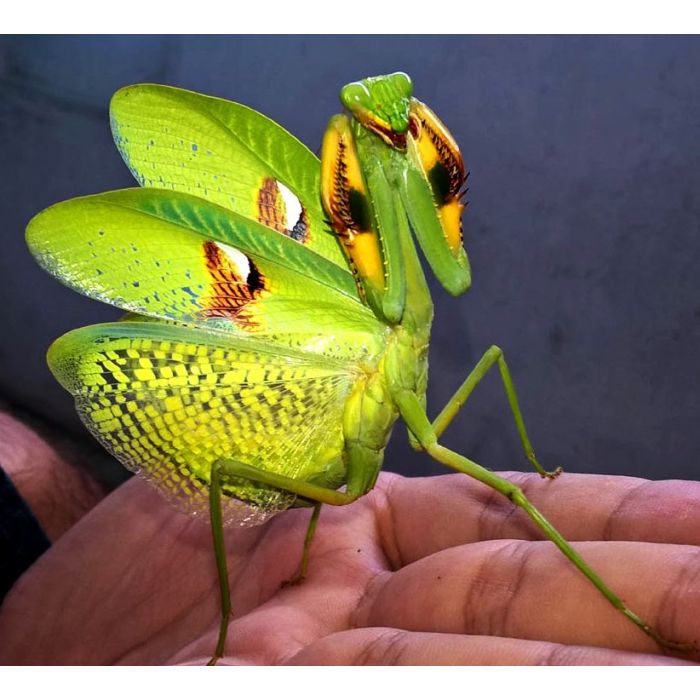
25, 72, 690, 664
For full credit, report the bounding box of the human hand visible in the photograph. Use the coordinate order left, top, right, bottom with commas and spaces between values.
1, 453, 699, 665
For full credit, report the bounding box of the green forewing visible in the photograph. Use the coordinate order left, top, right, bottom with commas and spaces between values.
110, 84, 348, 270
48, 321, 356, 522
26, 188, 386, 362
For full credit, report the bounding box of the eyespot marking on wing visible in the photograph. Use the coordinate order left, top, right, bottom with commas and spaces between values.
257, 177, 310, 243
201, 240, 265, 327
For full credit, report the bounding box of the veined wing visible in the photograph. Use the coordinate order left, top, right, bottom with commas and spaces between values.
27, 188, 387, 363
49, 321, 359, 524
110, 83, 348, 270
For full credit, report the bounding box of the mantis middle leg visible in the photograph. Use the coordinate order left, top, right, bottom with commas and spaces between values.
286, 503, 323, 586
416, 345, 561, 479
395, 388, 692, 652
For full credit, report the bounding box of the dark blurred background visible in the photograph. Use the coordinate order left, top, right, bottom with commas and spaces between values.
1, 35, 699, 488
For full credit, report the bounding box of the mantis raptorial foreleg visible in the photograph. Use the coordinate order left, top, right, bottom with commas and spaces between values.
413, 345, 561, 479
395, 389, 693, 653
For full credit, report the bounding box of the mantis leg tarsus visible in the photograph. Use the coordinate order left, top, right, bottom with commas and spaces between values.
284, 503, 322, 587
540, 464, 563, 480
394, 389, 694, 654
425, 344, 562, 479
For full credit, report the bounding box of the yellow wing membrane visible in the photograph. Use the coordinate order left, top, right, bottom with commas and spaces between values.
49, 322, 358, 523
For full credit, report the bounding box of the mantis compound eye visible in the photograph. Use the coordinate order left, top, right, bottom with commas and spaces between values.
388, 71, 413, 97
340, 81, 372, 114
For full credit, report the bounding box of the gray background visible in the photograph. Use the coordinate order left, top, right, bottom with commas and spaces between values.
1, 36, 699, 486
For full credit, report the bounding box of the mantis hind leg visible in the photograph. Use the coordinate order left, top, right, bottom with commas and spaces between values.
416, 345, 561, 479
207, 461, 232, 666
396, 389, 693, 653
205, 459, 361, 665
215, 458, 361, 506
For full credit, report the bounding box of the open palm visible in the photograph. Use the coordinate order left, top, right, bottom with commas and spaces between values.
1, 466, 699, 665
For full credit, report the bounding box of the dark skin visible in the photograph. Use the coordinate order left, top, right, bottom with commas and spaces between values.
0, 411, 699, 665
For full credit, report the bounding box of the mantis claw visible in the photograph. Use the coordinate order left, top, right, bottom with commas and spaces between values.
281, 571, 307, 588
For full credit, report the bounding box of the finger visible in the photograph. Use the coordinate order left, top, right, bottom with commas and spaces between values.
378, 472, 700, 565
353, 538, 700, 658
285, 627, 694, 665
0, 477, 381, 664
171, 597, 357, 666
0, 479, 262, 664
0, 410, 106, 539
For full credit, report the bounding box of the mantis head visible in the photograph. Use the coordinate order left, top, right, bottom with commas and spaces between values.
340, 72, 413, 147
323, 72, 471, 324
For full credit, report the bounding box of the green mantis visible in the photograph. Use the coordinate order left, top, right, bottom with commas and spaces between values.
26, 72, 689, 664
